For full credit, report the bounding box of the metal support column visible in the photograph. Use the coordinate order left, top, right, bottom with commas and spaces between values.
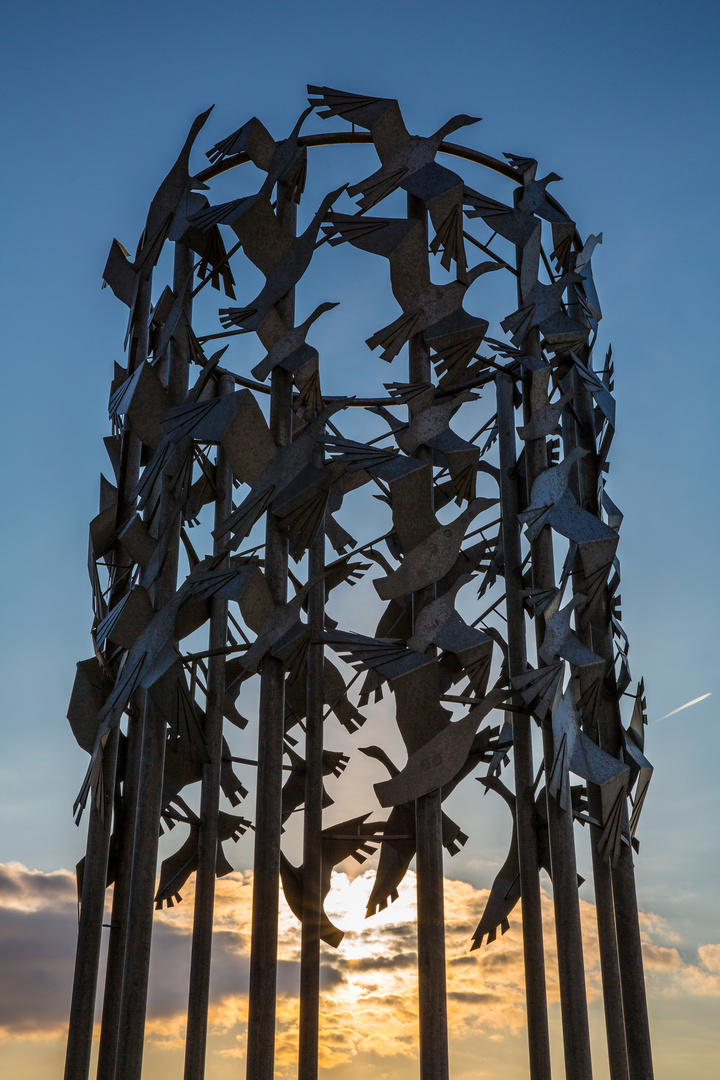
520, 336, 593, 1080
114, 241, 192, 1080
407, 191, 450, 1080
496, 371, 552, 1080
297, 468, 326, 1080
560, 353, 629, 1080
64, 273, 153, 1080
245, 185, 295, 1080
183, 370, 234, 1080
95, 273, 153, 1080
565, 346, 653, 1080
64, 731, 119, 1080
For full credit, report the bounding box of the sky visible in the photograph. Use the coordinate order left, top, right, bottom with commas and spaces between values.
1, 1, 719, 1078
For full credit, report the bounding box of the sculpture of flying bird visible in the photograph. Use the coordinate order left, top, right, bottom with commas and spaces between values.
323, 212, 501, 379
308, 85, 481, 278
206, 105, 314, 203
218, 185, 346, 341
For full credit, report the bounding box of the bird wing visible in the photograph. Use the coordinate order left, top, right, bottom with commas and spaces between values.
135, 106, 213, 276
375, 686, 509, 805
155, 826, 199, 908
279, 853, 345, 948
307, 85, 410, 160
464, 188, 539, 250
206, 115, 276, 170
470, 777, 520, 948
231, 193, 295, 277
392, 659, 452, 756
323, 213, 430, 307
365, 804, 416, 916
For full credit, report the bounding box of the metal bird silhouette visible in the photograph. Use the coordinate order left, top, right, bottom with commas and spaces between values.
135, 107, 214, 280
154, 810, 249, 908
213, 401, 347, 552
324, 212, 500, 373
374, 496, 497, 600
359, 747, 468, 917
206, 105, 313, 202
309, 86, 481, 276
218, 185, 346, 339
374, 685, 509, 806
547, 681, 629, 865
280, 815, 378, 946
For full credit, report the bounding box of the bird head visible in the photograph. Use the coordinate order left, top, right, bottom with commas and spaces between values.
359, 745, 399, 778
438, 114, 482, 139
310, 300, 340, 321
319, 183, 349, 212
467, 260, 503, 285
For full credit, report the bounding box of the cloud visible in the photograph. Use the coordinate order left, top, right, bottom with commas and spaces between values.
698, 944, 720, 973
0, 860, 718, 1070
0, 862, 76, 913
0, 907, 77, 1039
0, 863, 79, 1040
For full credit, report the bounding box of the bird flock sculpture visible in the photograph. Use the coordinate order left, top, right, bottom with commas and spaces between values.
64, 87, 654, 1080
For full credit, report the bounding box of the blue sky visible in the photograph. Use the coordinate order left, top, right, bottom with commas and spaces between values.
0, 1, 718, 1076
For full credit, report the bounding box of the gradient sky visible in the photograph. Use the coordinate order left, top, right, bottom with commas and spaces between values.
1, 2, 718, 1078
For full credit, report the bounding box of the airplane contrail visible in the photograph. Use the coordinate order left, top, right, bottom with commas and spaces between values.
653, 692, 712, 724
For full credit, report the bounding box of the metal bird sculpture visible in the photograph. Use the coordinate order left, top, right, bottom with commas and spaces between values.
309, 85, 480, 277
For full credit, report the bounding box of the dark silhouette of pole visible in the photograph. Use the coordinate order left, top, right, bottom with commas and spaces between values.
558, 336, 629, 1080
245, 183, 295, 1080
561, 313, 653, 1080
496, 371, 552, 1080
183, 370, 234, 1080
114, 240, 192, 1080
297, 465, 326, 1080
407, 191, 450, 1080
612, 843, 654, 1080
64, 272, 153, 1080
64, 732, 118, 1080
95, 272, 153, 1080
520, 353, 594, 1080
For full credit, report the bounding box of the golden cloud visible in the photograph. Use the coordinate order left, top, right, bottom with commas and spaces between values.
154, 867, 719, 1073
0, 861, 718, 1073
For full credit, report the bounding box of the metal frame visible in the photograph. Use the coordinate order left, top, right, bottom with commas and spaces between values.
64, 87, 654, 1080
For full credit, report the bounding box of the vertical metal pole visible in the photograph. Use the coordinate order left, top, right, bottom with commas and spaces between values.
114, 241, 192, 1080
414, 789, 449, 1080
183, 371, 234, 1080
96, 273, 152, 1080
297, 459, 325, 1080
521, 355, 593, 1080
64, 274, 153, 1080
245, 185, 295, 1080
564, 333, 653, 1080
406, 191, 449, 1080
611, 844, 654, 1080
64, 735, 119, 1080
96, 705, 143, 1080
589, 830, 629, 1080
496, 372, 552, 1080
560, 357, 629, 1080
